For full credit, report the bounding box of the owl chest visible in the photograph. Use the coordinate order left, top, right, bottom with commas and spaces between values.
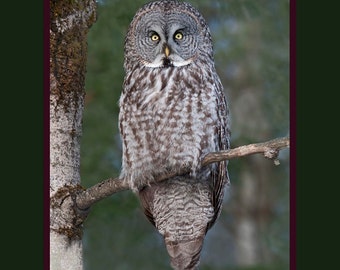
124, 83, 217, 153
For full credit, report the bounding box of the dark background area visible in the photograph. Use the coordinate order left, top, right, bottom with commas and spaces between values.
10, 0, 334, 269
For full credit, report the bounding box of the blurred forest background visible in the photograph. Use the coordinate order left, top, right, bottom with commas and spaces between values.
81, 0, 290, 269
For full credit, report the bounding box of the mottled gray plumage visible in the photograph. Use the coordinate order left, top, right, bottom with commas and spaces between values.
119, 1, 230, 269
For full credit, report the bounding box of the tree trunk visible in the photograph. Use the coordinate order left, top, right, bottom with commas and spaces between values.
234, 157, 274, 266
228, 19, 277, 266
50, 1, 96, 269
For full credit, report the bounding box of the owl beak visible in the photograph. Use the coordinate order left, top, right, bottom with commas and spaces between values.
164, 45, 170, 57
162, 44, 173, 67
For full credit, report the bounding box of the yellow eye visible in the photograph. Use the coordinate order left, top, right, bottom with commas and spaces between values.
151, 34, 159, 41
174, 32, 183, 40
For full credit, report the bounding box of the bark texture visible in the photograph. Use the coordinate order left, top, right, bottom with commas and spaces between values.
50, 1, 96, 269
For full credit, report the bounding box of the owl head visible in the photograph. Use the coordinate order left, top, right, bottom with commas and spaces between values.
124, 0, 214, 70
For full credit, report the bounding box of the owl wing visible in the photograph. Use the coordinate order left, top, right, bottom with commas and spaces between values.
207, 80, 230, 231
139, 185, 156, 227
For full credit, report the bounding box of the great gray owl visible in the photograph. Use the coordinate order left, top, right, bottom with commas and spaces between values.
119, 0, 230, 269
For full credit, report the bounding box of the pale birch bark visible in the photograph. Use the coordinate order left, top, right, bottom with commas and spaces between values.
50, 1, 96, 269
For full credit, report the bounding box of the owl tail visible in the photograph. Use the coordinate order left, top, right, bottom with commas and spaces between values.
165, 236, 205, 270
138, 178, 214, 270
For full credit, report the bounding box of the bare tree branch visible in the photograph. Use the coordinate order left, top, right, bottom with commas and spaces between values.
202, 136, 289, 165
75, 136, 289, 210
